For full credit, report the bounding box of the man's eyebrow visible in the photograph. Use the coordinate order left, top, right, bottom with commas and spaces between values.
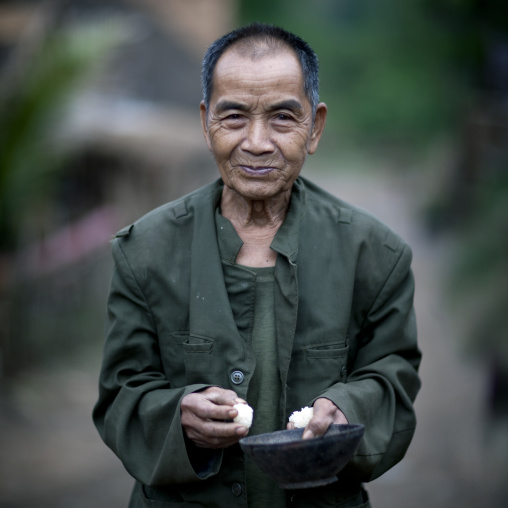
214, 100, 248, 113
267, 100, 303, 113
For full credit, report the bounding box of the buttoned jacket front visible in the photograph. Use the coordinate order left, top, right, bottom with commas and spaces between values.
93, 177, 421, 508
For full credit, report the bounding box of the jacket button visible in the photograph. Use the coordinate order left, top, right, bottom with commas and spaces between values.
341, 365, 347, 377
231, 370, 245, 385
231, 482, 242, 496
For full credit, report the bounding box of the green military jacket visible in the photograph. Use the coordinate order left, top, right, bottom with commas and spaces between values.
93, 177, 421, 508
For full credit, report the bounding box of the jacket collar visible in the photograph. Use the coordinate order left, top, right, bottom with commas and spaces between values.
188, 181, 240, 339
270, 178, 306, 264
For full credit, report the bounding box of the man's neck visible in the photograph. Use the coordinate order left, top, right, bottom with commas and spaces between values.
220, 186, 291, 267
220, 186, 291, 231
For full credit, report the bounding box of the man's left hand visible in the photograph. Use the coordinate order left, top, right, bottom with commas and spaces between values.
287, 397, 348, 439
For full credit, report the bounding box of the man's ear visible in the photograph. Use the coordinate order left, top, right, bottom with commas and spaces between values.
308, 102, 327, 154
200, 101, 212, 152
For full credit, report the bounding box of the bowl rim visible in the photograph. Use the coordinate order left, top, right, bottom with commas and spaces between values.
239, 423, 365, 450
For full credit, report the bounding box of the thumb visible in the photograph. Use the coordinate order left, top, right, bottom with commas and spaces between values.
302, 427, 315, 440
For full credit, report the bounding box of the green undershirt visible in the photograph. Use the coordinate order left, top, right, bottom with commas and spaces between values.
224, 264, 285, 508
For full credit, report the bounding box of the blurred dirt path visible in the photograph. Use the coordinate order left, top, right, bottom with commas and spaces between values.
0, 163, 503, 507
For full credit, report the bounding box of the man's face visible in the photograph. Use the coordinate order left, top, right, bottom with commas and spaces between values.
200, 46, 326, 201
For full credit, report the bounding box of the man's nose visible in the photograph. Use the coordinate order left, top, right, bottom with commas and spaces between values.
240, 119, 275, 154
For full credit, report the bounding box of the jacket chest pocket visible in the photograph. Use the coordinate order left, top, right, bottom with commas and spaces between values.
286, 340, 349, 411
161, 333, 217, 387
183, 335, 215, 353
182, 334, 225, 385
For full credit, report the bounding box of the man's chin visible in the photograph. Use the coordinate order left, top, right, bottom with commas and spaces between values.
227, 182, 292, 202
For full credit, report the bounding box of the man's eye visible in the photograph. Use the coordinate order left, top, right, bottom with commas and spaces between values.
275, 113, 292, 121
222, 114, 247, 128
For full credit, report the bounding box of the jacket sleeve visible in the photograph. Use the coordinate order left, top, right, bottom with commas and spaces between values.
315, 243, 421, 482
92, 237, 222, 486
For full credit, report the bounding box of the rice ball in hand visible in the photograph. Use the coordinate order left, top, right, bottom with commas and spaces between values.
233, 403, 253, 428
288, 406, 314, 428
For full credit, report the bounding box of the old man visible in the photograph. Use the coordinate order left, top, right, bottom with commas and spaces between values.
93, 23, 421, 508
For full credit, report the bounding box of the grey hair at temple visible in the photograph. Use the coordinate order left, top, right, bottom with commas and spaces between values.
201, 23, 321, 117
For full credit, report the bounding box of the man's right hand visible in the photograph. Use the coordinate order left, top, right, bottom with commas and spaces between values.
181, 387, 249, 449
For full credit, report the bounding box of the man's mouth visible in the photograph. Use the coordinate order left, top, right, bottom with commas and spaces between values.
239, 165, 275, 176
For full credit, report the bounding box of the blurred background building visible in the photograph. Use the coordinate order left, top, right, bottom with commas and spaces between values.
0, 0, 507, 507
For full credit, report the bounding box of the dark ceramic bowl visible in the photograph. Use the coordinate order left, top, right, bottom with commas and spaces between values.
239, 424, 364, 489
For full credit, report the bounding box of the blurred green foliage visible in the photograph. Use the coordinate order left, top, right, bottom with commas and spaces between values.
0, 21, 125, 251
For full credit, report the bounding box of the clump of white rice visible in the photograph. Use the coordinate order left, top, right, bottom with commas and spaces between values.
233, 403, 253, 428
288, 406, 314, 428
